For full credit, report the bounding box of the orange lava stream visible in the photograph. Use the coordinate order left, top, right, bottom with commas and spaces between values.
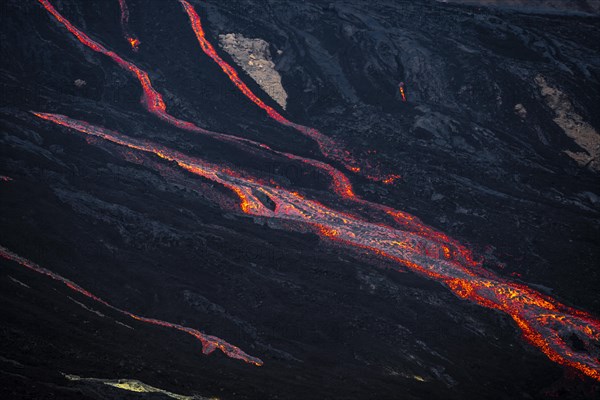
33, 112, 600, 381
0, 245, 263, 366
37, 0, 356, 199
118, 0, 140, 51
178, 0, 399, 184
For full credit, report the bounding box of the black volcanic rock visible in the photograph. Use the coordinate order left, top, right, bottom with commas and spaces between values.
438, 0, 600, 15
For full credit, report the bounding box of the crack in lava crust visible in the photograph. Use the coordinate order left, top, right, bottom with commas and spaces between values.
32, 111, 600, 381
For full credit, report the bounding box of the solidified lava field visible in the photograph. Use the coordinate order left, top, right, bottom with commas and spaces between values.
1, 1, 600, 399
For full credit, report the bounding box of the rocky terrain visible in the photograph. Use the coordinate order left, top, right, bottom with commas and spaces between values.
1, 0, 599, 399
439, 0, 600, 14
219, 33, 288, 109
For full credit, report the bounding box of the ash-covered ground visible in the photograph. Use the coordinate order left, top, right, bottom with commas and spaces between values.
1, 0, 599, 399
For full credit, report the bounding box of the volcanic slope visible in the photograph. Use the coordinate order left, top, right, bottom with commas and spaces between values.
1, 0, 600, 399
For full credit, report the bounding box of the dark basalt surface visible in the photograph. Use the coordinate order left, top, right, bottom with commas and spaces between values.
1, 0, 599, 399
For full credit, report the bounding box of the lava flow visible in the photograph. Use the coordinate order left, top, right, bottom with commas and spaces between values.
33, 111, 600, 381
0, 245, 263, 366
37, 0, 356, 198
118, 0, 140, 51
177, 0, 480, 274
178, 0, 399, 184
399, 82, 407, 102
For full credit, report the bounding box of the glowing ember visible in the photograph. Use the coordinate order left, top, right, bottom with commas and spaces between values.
0, 245, 263, 366
128, 37, 140, 51
118, 0, 140, 51
399, 82, 407, 102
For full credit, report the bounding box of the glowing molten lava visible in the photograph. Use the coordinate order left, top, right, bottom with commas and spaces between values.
30, 0, 600, 381
33, 111, 600, 381
399, 82, 407, 102
382, 174, 401, 185
0, 245, 263, 366
179, 1, 407, 185
37, 0, 356, 199
118, 0, 140, 51
128, 37, 140, 51
177, 0, 374, 178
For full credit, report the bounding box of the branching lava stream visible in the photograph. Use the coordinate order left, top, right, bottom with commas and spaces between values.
32, 111, 600, 381
25, 0, 600, 382
37, 0, 356, 199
